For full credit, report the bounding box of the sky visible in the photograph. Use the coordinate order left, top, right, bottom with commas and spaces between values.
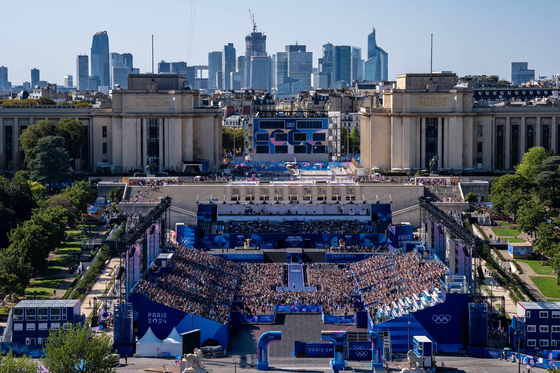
2, 0, 560, 85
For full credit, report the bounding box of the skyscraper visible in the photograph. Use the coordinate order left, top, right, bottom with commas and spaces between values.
91, 31, 110, 89
237, 56, 246, 88
511, 62, 535, 85
110, 52, 124, 88
158, 61, 171, 73
274, 52, 288, 88
333, 46, 352, 86
122, 53, 133, 71
318, 43, 334, 88
351, 47, 364, 82
208, 51, 222, 90
65, 75, 73, 88
250, 56, 271, 91
364, 27, 388, 82
31, 68, 40, 88
76, 55, 89, 91
0, 66, 8, 88
286, 44, 312, 90
245, 31, 267, 87
222, 43, 236, 90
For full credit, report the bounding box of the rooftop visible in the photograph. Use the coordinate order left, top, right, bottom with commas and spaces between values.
518, 301, 560, 310
15, 299, 80, 308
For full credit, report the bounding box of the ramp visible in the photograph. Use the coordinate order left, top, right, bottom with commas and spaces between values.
268, 314, 328, 357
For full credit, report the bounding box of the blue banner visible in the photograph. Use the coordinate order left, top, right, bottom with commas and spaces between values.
348, 341, 372, 361
304, 343, 334, 357
275, 305, 322, 313
325, 253, 379, 263
242, 314, 275, 324
322, 313, 355, 324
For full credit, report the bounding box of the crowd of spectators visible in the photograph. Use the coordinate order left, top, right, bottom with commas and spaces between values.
330, 243, 388, 253
226, 219, 364, 234
134, 245, 240, 324
351, 251, 448, 319
237, 263, 356, 315
301, 219, 362, 234
227, 220, 285, 234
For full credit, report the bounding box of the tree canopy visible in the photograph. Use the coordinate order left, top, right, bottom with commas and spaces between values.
488, 174, 534, 216
222, 127, 244, 154
534, 155, 560, 208
0, 245, 33, 297
515, 146, 549, 181
19, 120, 55, 166
42, 323, 118, 373
60, 180, 97, 213
28, 136, 72, 185
0, 351, 39, 373
54, 118, 86, 159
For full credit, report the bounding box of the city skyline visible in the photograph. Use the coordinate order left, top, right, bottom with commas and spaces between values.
1, 0, 560, 86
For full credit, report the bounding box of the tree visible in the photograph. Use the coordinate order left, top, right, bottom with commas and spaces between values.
55, 118, 86, 159
535, 222, 560, 255
60, 180, 98, 213
0, 245, 33, 297
0, 176, 37, 222
222, 127, 244, 154
42, 323, 118, 373
28, 136, 72, 185
19, 120, 55, 166
350, 127, 360, 155
0, 351, 39, 373
516, 200, 546, 234
534, 155, 560, 208
515, 146, 549, 182
45, 194, 81, 228
108, 187, 124, 203
488, 174, 534, 216
341, 128, 349, 157
0, 203, 18, 249
465, 192, 478, 203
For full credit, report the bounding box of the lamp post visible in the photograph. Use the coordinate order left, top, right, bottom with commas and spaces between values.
407, 306, 412, 352
233, 358, 237, 373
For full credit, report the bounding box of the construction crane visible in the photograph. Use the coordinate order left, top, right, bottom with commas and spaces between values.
248, 9, 257, 33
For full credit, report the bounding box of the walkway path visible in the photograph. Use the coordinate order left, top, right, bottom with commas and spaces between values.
479, 262, 518, 317
277, 265, 316, 292
81, 256, 121, 321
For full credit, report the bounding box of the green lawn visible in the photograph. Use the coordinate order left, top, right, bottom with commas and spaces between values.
25, 277, 65, 298
491, 227, 521, 237
506, 238, 529, 243
517, 259, 553, 275
530, 276, 560, 298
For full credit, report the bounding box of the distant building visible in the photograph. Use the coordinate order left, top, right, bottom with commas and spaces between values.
364, 27, 388, 82
158, 61, 171, 73
110, 53, 124, 88
222, 43, 236, 90
64, 75, 73, 88
312, 72, 329, 89
112, 66, 130, 89
31, 68, 40, 88
237, 56, 246, 87
208, 51, 222, 90
245, 31, 267, 88
76, 55, 89, 91
250, 56, 271, 91
122, 53, 133, 70
230, 72, 243, 90
91, 31, 110, 89
351, 47, 364, 82
512, 62, 535, 85
333, 46, 352, 87
0, 66, 9, 88
318, 43, 334, 88
285, 44, 312, 90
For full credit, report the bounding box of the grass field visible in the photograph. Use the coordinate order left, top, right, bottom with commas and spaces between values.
517, 259, 553, 275
530, 276, 560, 298
25, 277, 65, 298
491, 227, 521, 237
506, 238, 529, 243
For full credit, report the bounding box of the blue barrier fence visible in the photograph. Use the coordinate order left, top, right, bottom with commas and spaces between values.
242, 313, 275, 324
275, 305, 322, 313
321, 313, 355, 324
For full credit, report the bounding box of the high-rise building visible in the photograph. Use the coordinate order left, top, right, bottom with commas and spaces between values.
230, 72, 243, 90
250, 56, 271, 91
245, 31, 267, 87
364, 27, 388, 82
76, 55, 89, 91
31, 68, 40, 88
222, 43, 236, 90
0, 66, 8, 88
110, 53, 124, 88
91, 31, 110, 89
65, 75, 73, 88
351, 47, 364, 82
158, 61, 171, 73
274, 52, 288, 88
333, 46, 352, 86
512, 62, 535, 85
208, 51, 222, 90
312, 72, 329, 89
112, 66, 130, 89
318, 43, 334, 88
122, 53, 133, 70
286, 44, 312, 90
237, 56, 246, 88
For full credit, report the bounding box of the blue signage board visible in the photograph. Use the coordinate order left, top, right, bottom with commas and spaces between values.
275, 305, 322, 313
242, 314, 275, 324
304, 343, 334, 357
348, 341, 372, 361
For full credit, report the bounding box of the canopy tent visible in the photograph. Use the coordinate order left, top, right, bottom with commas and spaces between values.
136, 327, 163, 357
161, 327, 183, 356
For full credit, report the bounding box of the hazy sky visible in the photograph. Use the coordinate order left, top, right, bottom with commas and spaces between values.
2, 0, 559, 85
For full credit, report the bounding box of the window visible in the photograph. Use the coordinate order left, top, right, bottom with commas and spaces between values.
51, 323, 60, 330
293, 133, 307, 142
540, 325, 549, 332
255, 133, 269, 142
13, 308, 24, 321
38, 308, 48, 321
13, 323, 23, 331
259, 121, 285, 129
527, 339, 536, 347
275, 145, 288, 154
527, 325, 537, 332
312, 133, 326, 142
256, 145, 269, 154
313, 145, 326, 153
294, 145, 307, 154
26, 323, 35, 331
553, 312, 560, 318
50, 308, 60, 321
477, 125, 483, 137
552, 326, 560, 332
527, 311, 531, 318
62, 308, 67, 321
540, 311, 549, 318
26, 308, 36, 321
102, 125, 107, 138
540, 340, 549, 347
553, 340, 557, 347
102, 142, 107, 154
38, 323, 48, 331
296, 120, 323, 129
477, 141, 483, 153
275, 133, 288, 142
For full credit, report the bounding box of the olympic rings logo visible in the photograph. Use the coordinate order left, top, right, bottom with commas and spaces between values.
488, 351, 500, 358
355, 351, 369, 358
432, 314, 451, 324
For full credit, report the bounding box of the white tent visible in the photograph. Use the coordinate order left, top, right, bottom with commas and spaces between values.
161, 327, 183, 357
136, 327, 163, 357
